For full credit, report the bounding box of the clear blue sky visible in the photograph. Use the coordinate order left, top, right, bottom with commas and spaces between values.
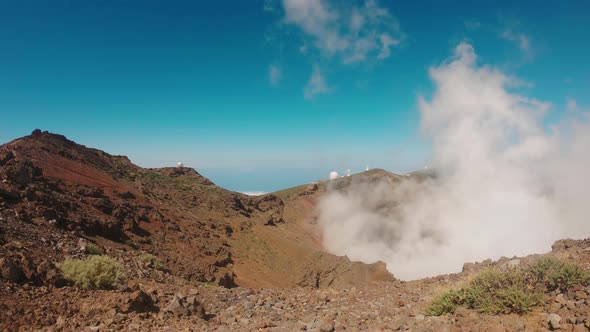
1, 0, 588, 192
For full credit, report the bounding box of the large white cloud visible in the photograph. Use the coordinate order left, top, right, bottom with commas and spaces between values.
317, 42, 590, 280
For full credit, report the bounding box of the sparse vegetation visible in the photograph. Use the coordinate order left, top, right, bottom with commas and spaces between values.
57, 256, 127, 290
85, 243, 104, 255
139, 253, 165, 271
426, 257, 590, 316
528, 257, 590, 292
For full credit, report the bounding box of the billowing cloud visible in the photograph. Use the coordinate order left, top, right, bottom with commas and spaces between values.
304, 65, 328, 99
268, 65, 282, 85
282, 0, 402, 64
317, 42, 590, 280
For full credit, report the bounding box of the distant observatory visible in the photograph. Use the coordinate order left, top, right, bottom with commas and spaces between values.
329, 171, 338, 180
346, 169, 351, 177
177, 162, 184, 168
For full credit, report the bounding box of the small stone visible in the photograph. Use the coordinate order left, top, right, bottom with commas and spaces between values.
566, 301, 577, 310
296, 320, 307, 331
106, 309, 117, 318
318, 317, 335, 332
415, 314, 425, 321
548, 313, 562, 330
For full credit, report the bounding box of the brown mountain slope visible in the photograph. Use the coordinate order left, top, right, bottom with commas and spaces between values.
3, 130, 590, 331
0, 129, 392, 290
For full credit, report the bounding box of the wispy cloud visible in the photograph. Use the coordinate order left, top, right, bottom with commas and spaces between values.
281, 0, 402, 64
463, 20, 481, 30
268, 65, 282, 85
304, 65, 328, 99
274, 0, 402, 99
501, 29, 531, 52
377, 34, 399, 59
567, 97, 579, 111
263, 0, 275, 12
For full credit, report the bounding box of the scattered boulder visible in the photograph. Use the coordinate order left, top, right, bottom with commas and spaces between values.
121, 290, 156, 313
299, 183, 319, 196
552, 239, 578, 251
163, 293, 206, 319
0, 257, 24, 281
0, 183, 19, 200
3, 160, 42, 188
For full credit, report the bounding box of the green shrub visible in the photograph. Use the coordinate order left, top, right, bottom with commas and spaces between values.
425, 289, 466, 316
139, 253, 164, 271
463, 269, 542, 314
86, 243, 104, 255
528, 257, 590, 292
426, 257, 589, 316
58, 256, 127, 290
426, 269, 541, 315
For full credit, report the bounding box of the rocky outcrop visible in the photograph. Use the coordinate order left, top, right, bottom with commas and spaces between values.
298, 253, 395, 289
163, 292, 206, 319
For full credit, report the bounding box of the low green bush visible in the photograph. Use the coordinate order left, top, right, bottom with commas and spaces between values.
426, 257, 589, 316
139, 253, 165, 271
58, 256, 127, 290
426, 289, 467, 316
85, 243, 104, 255
528, 257, 590, 292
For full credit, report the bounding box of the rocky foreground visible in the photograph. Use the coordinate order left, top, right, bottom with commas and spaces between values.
2, 131, 590, 331
1, 238, 590, 331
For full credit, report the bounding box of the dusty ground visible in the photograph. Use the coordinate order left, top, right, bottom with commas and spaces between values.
3, 239, 590, 331
2, 131, 590, 331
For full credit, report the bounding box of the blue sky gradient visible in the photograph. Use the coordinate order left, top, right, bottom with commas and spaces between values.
1, 0, 589, 192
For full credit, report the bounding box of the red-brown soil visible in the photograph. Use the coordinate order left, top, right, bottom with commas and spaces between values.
1, 130, 590, 331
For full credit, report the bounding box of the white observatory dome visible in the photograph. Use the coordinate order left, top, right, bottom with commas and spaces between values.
329, 171, 338, 180
177, 162, 184, 168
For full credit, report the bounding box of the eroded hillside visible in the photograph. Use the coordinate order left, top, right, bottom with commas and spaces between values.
3, 130, 590, 331
0, 130, 391, 291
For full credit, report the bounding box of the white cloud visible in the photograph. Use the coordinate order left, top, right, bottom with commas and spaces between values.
268, 65, 282, 85
567, 97, 579, 111
502, 29, 531, 52
304, 65, 328, 99
377, 34, 399, 59
317, 42, 590, 280
281, 0, 402, 63
242, 191, 267, 196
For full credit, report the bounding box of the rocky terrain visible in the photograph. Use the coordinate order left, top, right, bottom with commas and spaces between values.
2, 130, 590, 331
